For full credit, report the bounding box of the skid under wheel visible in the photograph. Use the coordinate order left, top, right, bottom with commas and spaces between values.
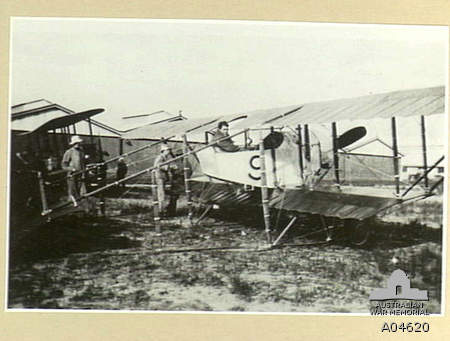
194, 204, 213, 226
349, 219, 372, 246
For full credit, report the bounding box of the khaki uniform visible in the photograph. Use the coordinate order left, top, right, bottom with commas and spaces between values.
211, 130, 241, 152
61, 146, 86, 200
153, 152, 180, 216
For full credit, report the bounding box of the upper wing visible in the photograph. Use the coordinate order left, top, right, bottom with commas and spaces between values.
19, 109, 105, 136
231, 86, 445, 129
123, 86, 445, 141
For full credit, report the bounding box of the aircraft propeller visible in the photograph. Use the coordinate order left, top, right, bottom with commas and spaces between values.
263, 131, 284, 149
336, 126, 367, 149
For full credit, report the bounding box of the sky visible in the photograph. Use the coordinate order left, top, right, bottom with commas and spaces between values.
10, 18, 448, 131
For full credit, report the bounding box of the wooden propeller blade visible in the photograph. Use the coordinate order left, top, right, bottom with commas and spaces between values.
263, 131, 284, 149
336, 126, 367, 149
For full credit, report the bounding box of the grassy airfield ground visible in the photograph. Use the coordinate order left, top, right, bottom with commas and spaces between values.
7, 196, 443, 313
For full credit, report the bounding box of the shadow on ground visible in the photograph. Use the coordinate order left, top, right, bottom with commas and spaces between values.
9, 215, 141, 267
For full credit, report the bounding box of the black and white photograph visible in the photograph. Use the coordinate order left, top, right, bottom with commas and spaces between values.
7, 18, 448, 314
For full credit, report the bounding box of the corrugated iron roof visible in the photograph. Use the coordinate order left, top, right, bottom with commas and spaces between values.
19, 109, 105, 136
11, 100, 122, 136
11, 107, 69, 131
11, 99, 54, 115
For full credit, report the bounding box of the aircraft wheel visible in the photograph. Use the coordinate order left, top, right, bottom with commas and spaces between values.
348, 219, 372, 246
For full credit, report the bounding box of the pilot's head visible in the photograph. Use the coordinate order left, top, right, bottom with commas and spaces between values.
217, 121, 229, 135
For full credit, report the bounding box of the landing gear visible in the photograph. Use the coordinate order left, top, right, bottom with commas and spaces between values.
318, 216, 372, 246
319, 215, 336, 242
346, 219, 372, 246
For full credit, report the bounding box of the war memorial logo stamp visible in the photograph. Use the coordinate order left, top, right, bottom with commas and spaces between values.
369, 269, 429, 316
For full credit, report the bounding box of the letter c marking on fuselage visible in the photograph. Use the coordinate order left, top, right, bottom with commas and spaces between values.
248, 155, 261, 180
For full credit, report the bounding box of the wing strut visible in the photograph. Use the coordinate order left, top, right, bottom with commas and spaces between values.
391, 117, 401, 196
259, 131, 272, 243
182, 134, 194, 226
269, 126, 278, 187
304, 124, 311, 162
297, 124, 304, 181
331, 122, 340, 186
421, 115, 429, 190
150, 169, 161, 233
402, 156, 444, 198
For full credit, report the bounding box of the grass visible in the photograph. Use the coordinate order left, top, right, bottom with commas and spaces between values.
107, 198, 153, 215
8, 193, 443, 312
382, 195, 443, 228
228, 274, 255, 301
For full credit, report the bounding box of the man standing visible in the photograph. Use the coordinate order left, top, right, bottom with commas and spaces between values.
61, 135, 86, 207
116, 157, 128, 188
153, 144, 180, 217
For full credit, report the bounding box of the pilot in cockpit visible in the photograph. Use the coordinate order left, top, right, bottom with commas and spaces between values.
211, 121, 258, 152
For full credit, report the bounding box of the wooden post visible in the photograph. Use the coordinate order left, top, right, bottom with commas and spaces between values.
151, 170, 161, 233
37, 171, 49, 215
297, 124, 304, 182
391, 117, 400, 196
420, 115, 429, 189
182, 134, 193, 226
331, 122, 340, 185
259, 131, 271, 243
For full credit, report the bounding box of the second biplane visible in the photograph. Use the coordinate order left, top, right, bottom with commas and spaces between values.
9, 108, 108, 232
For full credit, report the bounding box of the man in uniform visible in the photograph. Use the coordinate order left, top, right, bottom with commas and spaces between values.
116, 157, 128, 188
212, 121, 258, 152
153, 144, 180, 217
61, 135, 86, 207
211, 121, 241, 152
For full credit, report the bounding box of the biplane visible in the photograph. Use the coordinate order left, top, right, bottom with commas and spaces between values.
120, 85, 446, 245
10, 86, 445, 247
9, 108, 108, 231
